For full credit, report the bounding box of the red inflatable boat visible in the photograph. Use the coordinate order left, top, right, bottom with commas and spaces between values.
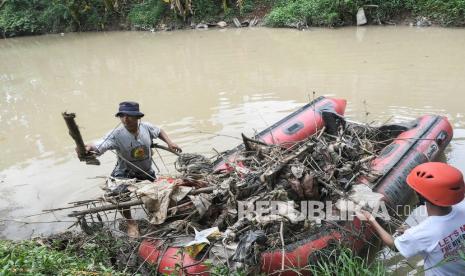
213, 97, 347, 173
138, 97, 453, 275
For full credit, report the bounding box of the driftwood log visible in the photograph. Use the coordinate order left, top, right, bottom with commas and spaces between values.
62, 112, 100, 165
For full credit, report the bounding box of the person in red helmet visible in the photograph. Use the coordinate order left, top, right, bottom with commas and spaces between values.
358, 162, 465, 276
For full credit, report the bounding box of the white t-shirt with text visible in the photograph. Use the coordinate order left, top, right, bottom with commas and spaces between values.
394, 200, 465, 276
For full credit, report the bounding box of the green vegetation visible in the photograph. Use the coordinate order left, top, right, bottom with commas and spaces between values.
0, 234, 384, 275
265, 0, 465, 27
128, 0, 169, 30
266, 0, 403, 27
407, 0, 465, 26
0, 232, 127, 275
0, 0, 248, 37
0, 0, 126, 36
265, 0, 345, 27
191, 0, 223, 21
0, 0, 465, 37
308, 246, 386, 275
202, 260, 247, 276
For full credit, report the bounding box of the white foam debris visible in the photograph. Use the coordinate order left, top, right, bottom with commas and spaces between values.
335, 184, 384, 213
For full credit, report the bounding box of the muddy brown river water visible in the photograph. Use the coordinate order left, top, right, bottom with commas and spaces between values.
1, 26, 465, 274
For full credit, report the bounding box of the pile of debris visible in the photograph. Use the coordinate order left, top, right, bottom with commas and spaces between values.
67, 116, 405, 273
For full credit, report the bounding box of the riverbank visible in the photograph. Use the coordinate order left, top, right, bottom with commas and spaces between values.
0, 228, 385, 275
1, 0, 465, 38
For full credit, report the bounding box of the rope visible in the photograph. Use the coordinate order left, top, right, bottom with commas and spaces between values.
155, 148, 170, 174
108, 150, 155, 180
151, 157, 160, 174
95, 122, 122, 152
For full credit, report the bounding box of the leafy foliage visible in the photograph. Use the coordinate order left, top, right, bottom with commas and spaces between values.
128, 0, 168, 29
406, 0, 465, 26
1, 0, 465, 37
265, 0, 465, 27
265, 0, 408, 27
0, 236, 123, 275
0, 0, 127, 37
0, 0, 45, 36
265, 0, 344, 27
38, 1, 72, 33
191, 0, 223, 21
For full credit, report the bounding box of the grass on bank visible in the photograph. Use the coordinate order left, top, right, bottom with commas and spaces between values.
0, 233, 126, 276
265, 0, 405, 27
3, 231, 465, 275
307, 245, 385, 276
408, 0, 465, 26
0, 0, 253, 37
265, 0, 465, 27
0, 231, 386, 276
128, 0, 168, 30
2, 0, 465, 37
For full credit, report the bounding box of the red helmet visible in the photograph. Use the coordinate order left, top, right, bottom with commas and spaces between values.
406, 162, 464, 207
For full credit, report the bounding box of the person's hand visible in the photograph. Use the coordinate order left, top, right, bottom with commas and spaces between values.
77, 144, 95, 155
85, 144, 94, 154
168, 143, 182, 153
356, 210, 376, 223
396, 224, 410, 235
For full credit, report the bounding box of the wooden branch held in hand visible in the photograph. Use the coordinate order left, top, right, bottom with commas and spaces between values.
62, 112, 100, 165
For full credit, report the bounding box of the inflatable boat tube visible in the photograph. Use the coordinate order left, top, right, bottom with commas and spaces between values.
213, 96, 347, 173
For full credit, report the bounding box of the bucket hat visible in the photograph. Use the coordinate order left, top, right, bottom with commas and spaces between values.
115, 101, 144, 118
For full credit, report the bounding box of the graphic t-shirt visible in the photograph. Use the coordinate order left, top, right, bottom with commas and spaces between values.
394, 200, 465, 276
94, 122, 161, 176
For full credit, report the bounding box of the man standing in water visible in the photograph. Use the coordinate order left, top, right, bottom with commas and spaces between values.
358, 162, 465, 275
84, 101, 182, 237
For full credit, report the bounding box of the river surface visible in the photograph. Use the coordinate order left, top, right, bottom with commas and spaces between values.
1, 26, 465, 273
